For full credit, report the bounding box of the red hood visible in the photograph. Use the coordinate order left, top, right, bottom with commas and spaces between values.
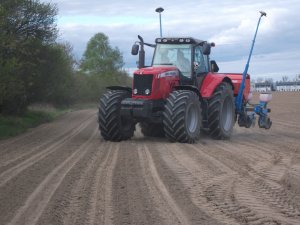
134, 66, 178, 75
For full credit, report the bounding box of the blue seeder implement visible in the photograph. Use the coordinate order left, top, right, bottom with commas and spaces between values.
236, 11, 272, 130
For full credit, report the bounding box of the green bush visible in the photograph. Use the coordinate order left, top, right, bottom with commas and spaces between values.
0, 109, 66, 139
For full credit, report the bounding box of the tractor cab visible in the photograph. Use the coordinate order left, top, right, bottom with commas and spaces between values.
153, 39, 194, 78
153, 38, 211, 77
132, 36, 217, 86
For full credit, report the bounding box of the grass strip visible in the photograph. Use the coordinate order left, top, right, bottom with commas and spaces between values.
0, 109, 67, 139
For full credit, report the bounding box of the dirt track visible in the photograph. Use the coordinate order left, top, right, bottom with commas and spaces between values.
0, 92, 300, 225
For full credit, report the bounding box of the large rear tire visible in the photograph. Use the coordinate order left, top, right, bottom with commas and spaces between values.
140, 122, 165, 137
163, 90, 201, 143
207, 82, 235, 139
98, 90, 135, 141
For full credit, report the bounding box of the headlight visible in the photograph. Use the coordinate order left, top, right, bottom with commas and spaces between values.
145, 89, 150, 95
133, 89, 138, 94
158, 70, 179, 78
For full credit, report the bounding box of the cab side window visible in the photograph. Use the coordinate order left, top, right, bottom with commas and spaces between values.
194, 47, 208, 74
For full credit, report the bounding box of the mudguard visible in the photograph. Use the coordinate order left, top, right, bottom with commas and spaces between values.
200, 73, 233, 98
174, 85, 201, 98
107, 86, 132, 94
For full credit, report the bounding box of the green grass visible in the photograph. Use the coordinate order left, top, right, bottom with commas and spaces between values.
0, 109, 67, 139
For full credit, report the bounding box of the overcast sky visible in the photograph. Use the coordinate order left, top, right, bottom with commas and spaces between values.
45, 0, 300, 81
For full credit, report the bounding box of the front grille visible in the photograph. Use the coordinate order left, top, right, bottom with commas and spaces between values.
133, 74, 153, 95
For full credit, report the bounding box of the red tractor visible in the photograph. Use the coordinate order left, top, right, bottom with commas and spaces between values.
99, 36, 248, 143
98, 12, 272, 143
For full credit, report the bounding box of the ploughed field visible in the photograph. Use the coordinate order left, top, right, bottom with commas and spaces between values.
0, 92, 299, 225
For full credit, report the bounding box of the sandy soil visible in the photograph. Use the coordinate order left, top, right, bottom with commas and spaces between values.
0, 92, 299, 225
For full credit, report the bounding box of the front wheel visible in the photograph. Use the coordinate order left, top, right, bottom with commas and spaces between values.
98, 90, 135, 141
163, 90, 202, 143
207, 82, 235, 139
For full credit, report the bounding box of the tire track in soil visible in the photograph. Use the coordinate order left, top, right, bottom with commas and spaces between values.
111, 140, 175, 225
7, 128, 98, 225
0, 116, 94, 187
162, 142, 240, 225
232, 134, 300, 183
273, 120, 300, 130
35, 137, 107, 225
137, 144, 181, 225
60, 141, 118, 225
208, 139, 280, 179
0, 110, 94, 169
190, 144, 283, 224
196, 140, 300, 224
140, 143, 190, 225
89, 143, 118, 225
239, 133, 299, 156
203, 176, 270, 225
214, 139, 300, 217
237, 178, 300, 224
145, 141, 223, 225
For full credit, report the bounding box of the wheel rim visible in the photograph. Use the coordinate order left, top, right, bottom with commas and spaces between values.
186, 104, 198, 133
221, 97, 234, 131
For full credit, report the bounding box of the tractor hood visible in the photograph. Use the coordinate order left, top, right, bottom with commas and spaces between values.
134, 66, 179, 76
132, 66, 180, 100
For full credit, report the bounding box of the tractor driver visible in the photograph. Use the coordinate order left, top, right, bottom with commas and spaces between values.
160, 48, 170, 64
176, 50, 191, 76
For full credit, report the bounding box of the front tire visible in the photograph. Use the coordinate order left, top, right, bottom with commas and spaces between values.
207, 82, 235, 139
98, 90, 135, 141
163, 90, 201, 143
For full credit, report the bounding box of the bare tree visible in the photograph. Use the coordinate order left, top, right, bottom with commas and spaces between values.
256, 77, 264, 83
265, 78, 273, 84
281, 76, 289, 82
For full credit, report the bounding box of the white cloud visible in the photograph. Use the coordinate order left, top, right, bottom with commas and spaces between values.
218, 51, 300, 80
43, 0, 300, 78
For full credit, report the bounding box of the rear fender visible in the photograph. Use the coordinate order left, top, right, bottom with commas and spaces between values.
200, 73, 233, 98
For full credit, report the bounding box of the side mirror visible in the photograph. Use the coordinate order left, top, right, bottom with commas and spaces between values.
131, 44, 139, 55
203, 43, 211, 55
210, 60, 219, 72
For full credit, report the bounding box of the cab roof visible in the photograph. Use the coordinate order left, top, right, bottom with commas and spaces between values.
155, 37, 205, 45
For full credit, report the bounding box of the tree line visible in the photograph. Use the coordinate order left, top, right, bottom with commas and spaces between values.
255, 74, 300, 84
0, 0, 131, 115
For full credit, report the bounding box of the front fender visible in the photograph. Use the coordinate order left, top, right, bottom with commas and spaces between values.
107, 86, 132, 94
174, 85, 200, 98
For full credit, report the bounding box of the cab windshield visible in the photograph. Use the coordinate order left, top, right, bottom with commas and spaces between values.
152, 44, 192, 78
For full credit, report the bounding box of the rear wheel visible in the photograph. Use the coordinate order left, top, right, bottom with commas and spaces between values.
140, 122, 165, 137
98, 90, 135, 141
163, 90, 201, 143
207, 82, 235, 139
